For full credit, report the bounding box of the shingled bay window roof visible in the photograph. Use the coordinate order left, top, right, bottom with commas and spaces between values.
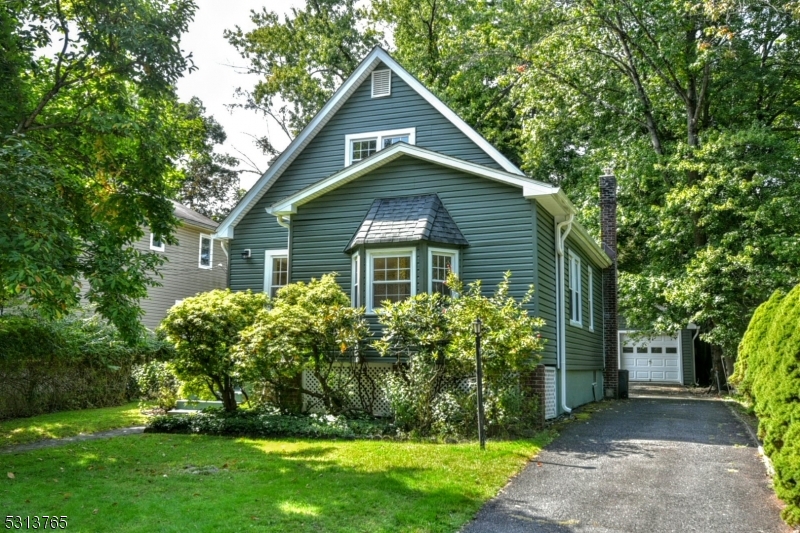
344, 194, 469, 252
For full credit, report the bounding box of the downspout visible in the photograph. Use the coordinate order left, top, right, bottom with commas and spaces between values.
555, 215, 574, 414
275, 215, 291, 230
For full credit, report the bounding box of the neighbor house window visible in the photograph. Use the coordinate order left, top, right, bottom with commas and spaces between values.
366, 249, 416, 312
264, 249, 289, 298
588, 267, 594, 331
150, 233, 165, 252
351, 252, 361, 307
569, 252, 582, 326
344, 128, 416, 166
199, 234, 213, 269
428, 248, 459, 296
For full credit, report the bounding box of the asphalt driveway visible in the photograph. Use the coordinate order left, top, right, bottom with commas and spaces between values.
462, 385, 789, 533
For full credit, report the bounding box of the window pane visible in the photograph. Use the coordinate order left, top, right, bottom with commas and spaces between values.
651, 347, 663, 353
636, 347, 648, 353
371, 254, 412, 309
431, 254, 453, 296
270, 256, 288, 297
351, 139, 377, 162
622, 347, 634, 353
382, 135, 409, 148
665, 347, 678, 354
200, 237, 211, 266
152, 235, 163, 248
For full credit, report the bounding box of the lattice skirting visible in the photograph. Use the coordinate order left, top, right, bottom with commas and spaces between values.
544, 366, 557, 419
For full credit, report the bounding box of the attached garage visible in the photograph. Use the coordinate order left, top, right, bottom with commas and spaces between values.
619, 330, 696, 385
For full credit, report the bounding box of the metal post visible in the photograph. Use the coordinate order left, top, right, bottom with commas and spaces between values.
474, 318, 486, 450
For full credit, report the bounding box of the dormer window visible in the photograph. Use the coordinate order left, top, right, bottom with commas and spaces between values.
344, 128, 416, 166
371, 69, 391, 98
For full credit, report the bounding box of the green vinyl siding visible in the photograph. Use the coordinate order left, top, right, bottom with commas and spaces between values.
289, 156, 535, 353
230, 61, 504, 292
535, 203, 558, 365
564, 234, 604, 371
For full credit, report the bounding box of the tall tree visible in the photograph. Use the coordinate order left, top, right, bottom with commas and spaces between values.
0, 0, 197, 340
225, 0, 383, 152
175, 97, 242, 222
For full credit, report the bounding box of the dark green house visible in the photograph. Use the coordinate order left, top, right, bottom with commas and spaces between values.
214, 47, 619, 418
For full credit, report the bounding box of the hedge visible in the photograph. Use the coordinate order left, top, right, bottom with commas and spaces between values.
0, 314, 171, 420
731, 285, 800, 525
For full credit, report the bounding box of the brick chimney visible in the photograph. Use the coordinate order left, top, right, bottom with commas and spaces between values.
600, 173, 619, 399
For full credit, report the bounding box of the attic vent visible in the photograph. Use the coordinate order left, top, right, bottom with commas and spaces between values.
371, 69, 391, 98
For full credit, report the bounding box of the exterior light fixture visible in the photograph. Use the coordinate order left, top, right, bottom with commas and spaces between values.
241, 249, 252, 260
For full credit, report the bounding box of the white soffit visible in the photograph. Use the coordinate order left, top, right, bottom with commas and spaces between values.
214, 46, 523, 239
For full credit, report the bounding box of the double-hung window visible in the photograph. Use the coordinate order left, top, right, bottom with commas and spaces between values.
344, 128, 416, 166
264, 249, 289, 298
569, 252, 582, 326
199, 234, 213, 269
428, 248, 458, 296
366, 249, 416, 312
351, 252, 361, 307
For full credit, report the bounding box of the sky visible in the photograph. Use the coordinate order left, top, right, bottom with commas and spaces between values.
175, 0, 306, 190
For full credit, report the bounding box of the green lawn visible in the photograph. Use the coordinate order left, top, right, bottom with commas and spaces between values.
0, 403, 146, 448
0, 432, 552, 532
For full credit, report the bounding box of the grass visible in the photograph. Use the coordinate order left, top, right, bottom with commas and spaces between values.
0, 403, 146, 448
0, 432, 553, 532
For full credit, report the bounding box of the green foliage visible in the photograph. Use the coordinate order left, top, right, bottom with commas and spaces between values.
225, 0, 383, 146
146, 408, 393, 440
131, 361, 180, 412
375, 273, 544, 438
0, 312, 170, 419
0, 0, 201, 341
730, 284, 800, 525
235, 274, 369, 414
159, 289, 268, 412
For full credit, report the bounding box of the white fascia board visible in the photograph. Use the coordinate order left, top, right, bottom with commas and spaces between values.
215, 46, 524, 239
268, 143, 555, 216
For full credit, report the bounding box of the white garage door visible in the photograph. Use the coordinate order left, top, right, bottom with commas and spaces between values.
620, 334, 681, 383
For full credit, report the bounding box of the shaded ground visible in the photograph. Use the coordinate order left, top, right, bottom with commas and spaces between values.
0, 426, 145, 454
462, 384, 788, 533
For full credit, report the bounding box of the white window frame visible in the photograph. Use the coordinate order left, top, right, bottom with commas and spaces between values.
428, 247, 459, 295
588, 267, 594, 331
366, 248, 416, 314
344, 128, 416, 166
264, 249, 289, 297
351, 251, 361, 307
371, 69, 392, 98
569, 251, 582, 327
198, 234, 213, 269
149, 233, 165, 252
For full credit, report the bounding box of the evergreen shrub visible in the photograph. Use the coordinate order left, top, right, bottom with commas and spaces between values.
731, 285, 800, 525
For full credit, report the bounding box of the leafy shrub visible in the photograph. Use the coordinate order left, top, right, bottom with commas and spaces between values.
131, 361, 180, 411
159, 289, 268, 412
145, 408, 393, 440
375, 273, 545, 438
730, 286, 800, 525
0, 312, 171, 419
235, 274, 370, 414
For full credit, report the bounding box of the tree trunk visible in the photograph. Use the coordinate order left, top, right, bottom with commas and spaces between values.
221, 376, 237, 412
710, 344, 728, 393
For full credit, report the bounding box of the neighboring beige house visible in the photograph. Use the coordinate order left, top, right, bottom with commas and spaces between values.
135, 201, 228, 329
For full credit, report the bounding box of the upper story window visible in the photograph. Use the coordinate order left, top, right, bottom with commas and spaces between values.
569, 252, 582, 327
371, 69, 391, 98
264, 249, 289, 298
344, 128, 416, 166
150, 233, 165, 252
366, 248, 416, 313
429, 248, 459, 296
199, 234, 213, 269
351, 252, 361, 307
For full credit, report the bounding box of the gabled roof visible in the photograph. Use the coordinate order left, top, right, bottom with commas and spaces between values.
345, 194, 469, 252
266, 142, 612, 268
214, 46, 523, 240
171, 200, 218, 231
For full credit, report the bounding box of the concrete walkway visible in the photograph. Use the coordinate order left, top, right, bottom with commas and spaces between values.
462, 384, 789, 533
0, 426, 145, 455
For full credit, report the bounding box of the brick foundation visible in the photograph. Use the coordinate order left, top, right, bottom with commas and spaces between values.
521, 364, 547, 427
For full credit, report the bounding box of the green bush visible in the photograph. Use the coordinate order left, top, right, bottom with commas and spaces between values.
145, 408, 394, 440
731, 285, 800, 525
131, 361, 180, 412
159, 289, 268, 413
375, 273, 545, 439
0, 312, 171, 419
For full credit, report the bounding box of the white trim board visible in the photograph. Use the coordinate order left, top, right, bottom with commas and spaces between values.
213, 46, 523, 240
